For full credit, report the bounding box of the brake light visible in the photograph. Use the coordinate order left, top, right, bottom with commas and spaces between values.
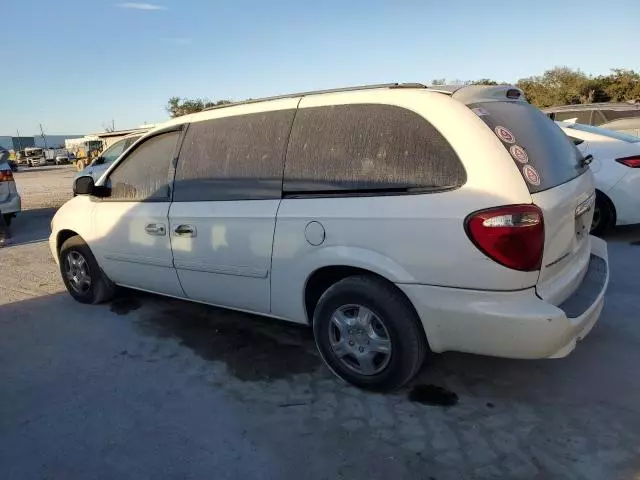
465, 205, 544, 271
615, 156, 640, 168
0, 169, 13, 182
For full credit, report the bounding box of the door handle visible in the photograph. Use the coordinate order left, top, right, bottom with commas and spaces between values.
174, 224, 196, 237
145, 223, 166, 236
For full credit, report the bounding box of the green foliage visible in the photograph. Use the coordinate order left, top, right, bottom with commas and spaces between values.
166, 97, 232, 118
516, 67, 640, 107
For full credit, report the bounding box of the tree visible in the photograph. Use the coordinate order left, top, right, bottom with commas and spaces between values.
166, 97, 232, 118
599, 69, 640, 102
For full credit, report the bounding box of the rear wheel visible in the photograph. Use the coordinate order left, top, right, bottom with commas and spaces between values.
59, 236, 115, 304
591, 191, 615, 236
313, 275, 428, 391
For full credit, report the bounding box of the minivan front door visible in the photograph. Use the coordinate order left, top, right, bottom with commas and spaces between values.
91, 129, 184, 297
168, 102, 298, 314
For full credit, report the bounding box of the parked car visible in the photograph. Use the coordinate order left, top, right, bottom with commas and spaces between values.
73, 134, 141, 188
23, 147, 48, 167
0, 157, 22, 227
55, 154, 70, 165
544, 102, 640, 136
50, 83, 609, 391
557, 121, 640, 235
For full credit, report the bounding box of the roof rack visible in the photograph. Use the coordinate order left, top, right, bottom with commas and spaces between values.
201, 83, 428, 112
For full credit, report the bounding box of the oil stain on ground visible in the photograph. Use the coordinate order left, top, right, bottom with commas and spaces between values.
408, 384, 458, 407
110, 296, 142, 315
136, 300, 321, 382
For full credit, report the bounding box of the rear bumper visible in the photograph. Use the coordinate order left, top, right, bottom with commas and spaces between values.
398, 236, 609, 359
0, 194, 21, 215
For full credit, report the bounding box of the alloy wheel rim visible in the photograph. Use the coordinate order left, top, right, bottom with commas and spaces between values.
328, 304, 392, 376
64, 251, 91, 293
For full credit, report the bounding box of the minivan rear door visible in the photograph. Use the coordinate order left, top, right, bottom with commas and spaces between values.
470, 101, 593, 305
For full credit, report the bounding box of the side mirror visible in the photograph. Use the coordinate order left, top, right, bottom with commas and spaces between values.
74, 176, 110, 197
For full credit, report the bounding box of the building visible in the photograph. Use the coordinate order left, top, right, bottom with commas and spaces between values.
0, 134, 83, 151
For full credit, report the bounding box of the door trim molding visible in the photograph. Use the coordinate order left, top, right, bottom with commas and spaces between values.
174, 260, 267, 278
104, 252, 174, 269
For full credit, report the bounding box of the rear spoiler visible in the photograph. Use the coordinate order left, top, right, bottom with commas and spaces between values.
452, 85, 527, 105
427, 84, 527, 105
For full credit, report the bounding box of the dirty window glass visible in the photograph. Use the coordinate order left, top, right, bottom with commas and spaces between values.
471, 101, 586, 193
107, 131, 179, 201
173, 109, 296, 201
283, 104, 465, 193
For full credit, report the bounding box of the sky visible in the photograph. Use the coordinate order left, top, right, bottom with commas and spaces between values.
2, 0, 639, 135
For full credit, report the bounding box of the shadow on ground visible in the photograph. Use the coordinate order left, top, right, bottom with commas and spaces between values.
4, 207, 57, 248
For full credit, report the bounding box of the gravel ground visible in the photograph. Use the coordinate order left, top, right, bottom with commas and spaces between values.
1, 167, 640, 479
13, 164, 76, 210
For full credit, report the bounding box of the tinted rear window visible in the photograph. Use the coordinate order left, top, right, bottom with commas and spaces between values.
284, 104, 465, 194
471, 101, 586, 193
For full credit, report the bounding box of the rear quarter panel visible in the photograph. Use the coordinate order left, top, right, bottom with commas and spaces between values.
270, 90, 536, 324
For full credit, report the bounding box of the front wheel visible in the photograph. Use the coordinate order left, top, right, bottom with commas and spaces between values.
59, 235, 115, 304
313, 275, 428, 391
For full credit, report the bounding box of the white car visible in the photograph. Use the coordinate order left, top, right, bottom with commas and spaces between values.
50, 83, 609, 391
0, 156, 22, 226
557, 122, 640, 234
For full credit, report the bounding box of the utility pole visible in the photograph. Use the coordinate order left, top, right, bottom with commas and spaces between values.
112, 119, 115, 132
16, 129, 22, 152
39, 124, 48, 149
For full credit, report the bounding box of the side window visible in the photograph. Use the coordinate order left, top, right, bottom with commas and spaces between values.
173, 109, 295, 201
554, 110, 591, 124
283, 104, 465, 193
599, 109, 640, 122
106, 131, 180, 201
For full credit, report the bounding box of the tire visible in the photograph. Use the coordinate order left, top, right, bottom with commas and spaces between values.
59, 235, 116, 304
590, 191, 615, 237
2, 214, 12, 226
313, 275, 428, 391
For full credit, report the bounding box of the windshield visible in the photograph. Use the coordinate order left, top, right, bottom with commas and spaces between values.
471, 101, 587, 193
563, 122, 640, 143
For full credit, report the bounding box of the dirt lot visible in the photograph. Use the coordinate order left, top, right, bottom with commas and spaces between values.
2, 166, 640, 479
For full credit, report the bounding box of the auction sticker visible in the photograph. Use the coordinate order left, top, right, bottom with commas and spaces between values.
495, 126, 516, 144
509, 145, 529, 164
522, 164, 541, 186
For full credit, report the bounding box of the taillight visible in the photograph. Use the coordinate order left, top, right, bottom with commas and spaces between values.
615, 156, 640, 168
0, 169, 13, 182
465, 205, 544, 272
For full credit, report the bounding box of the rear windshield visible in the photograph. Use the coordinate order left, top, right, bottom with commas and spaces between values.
563, 123, 640, 143
470, 101, 587, 193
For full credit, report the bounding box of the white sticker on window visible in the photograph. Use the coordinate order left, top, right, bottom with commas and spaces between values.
472, 107, 490, 117
522, 164, 540, 186
510, 145, 529, 164
495, 126, 516, 144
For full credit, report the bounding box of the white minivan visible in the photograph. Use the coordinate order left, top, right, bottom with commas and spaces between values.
50, 83, 609, 391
